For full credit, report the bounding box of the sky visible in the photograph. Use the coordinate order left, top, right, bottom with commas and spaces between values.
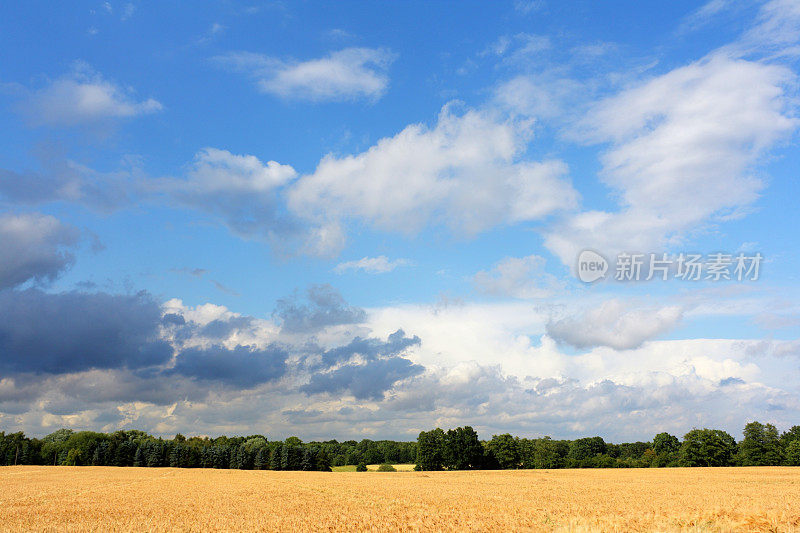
1, 0, 800, 442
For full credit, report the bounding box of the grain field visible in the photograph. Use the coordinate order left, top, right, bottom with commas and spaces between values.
2, 466, 799, 531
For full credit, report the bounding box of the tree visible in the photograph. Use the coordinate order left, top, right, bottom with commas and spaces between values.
531, 438, 567, 469
740, 422, 782, 466
679, 429, 736, 467
785, 440, 800, 466
270, 445, 283, 470
64, 448, 82, 466
133, 446, 144, 467
443, 426, 484, 470
285, 436, 303, 447
254, 447, 270, 470
355, 462, 368, 472
567, 437, 606, 467
653, 433, 680, 455
415, 429, 446, 471
301, 448, 316, 471
486, 434, 519, 469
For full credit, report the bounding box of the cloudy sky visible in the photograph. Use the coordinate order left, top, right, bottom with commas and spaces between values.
1, 0, 799, 441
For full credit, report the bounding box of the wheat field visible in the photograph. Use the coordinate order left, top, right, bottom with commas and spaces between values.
2, 466, 799, 532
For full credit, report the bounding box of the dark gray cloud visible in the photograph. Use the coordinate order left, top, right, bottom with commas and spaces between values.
318, 329, 421, 368
0, 288, 172, 374
301, 329, 423, 400
301, 356, 424, 400
54, 370, 209, 406
275, 284, 367, 333
0, 213, 80, 289
199, 316, 253, 338
170, 344, 288, 388
162, 313, 186, 326
159, 313, 254, 344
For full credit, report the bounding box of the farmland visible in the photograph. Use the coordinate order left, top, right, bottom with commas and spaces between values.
2, 466, 799, 531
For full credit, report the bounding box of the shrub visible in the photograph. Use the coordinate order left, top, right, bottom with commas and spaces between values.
355, 462, 368, 472
377, 463, 396, 472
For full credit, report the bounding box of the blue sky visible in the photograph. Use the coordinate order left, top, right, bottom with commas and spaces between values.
1, 0, 800, 441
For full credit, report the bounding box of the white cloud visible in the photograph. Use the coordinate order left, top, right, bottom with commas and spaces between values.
0, 213, 80, 289
679, 0, 736, 33
735, 0, 800, 57
181, 148, 296, 194
514, 0, 545, 15
494, 74, 585, 120
215, 48, 395, 102
5, 294, 800, 441
335, 255, 411, 274
481, 33, 551, 63
546, 299, 684, 350
155, 148, 297, 242
544, 53, 798, 266
288, 104, 577, 250
22, 65, 162, 126
474, 254, 561, 299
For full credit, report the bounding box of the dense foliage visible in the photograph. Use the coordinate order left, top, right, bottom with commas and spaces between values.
414, 422, 800, 470
1, 421, 797, 471
0, 430, 414, 470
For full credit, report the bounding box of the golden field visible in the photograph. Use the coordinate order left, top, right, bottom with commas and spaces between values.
2, 466, 799, 532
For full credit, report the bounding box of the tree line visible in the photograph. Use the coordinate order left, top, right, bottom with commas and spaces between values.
415, 422, 800, 470
1, 421, 798, 471
0, 429, 415, 470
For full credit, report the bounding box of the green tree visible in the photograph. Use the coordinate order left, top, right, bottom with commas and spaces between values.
254, 446, 270, 470
679, 429, 736, 467
653, 433, 680, 455
270, 444, 283, 470
415, 429, 446, 471
785, 440, 800, 466
567, 437, 606, 467
740, 422, 782, 466
443, 426, 484, 470
355, 462, 368, 472
486, 434, 519, 469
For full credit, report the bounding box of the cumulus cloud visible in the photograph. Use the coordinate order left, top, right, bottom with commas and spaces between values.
20, 64, 162, 127
314, 329, 421, 369
0, 162, 130, 211
274, 284, 367, 334
0, 141, 140, 212
474, 254, 562, 299
301, 329, 423, 400
546, 300, 683, 350
3, 293, 800, 441
334, 255, 411, 274
493, 74, 585, 120
0, 213, 80, 289
170, 344, 288, 388
545, 54, 798, 266
215, 47, 395, 102
301, 356, 423, 400
157, 147, 300, 243
0, 289, 172, 374
289, 105, 577, 249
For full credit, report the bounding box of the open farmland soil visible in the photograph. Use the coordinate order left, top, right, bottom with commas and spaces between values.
2, 466, 799, 532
